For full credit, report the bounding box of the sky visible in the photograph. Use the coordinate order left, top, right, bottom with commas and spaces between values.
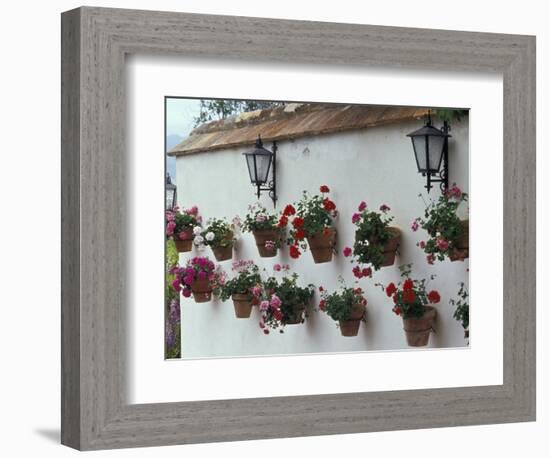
165, 98, 202, 179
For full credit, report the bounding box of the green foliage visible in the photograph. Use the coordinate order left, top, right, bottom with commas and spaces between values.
194, 100, 284, 127
202, 218, 234, 248
219, 261, 262, 301
434, 108, 469, 123
166, 239, 179, 267
165, 324, 181, 359
450, 282, 469, 333
353, 206, 394, 271
165, 240, 179, 301
165, 240, 181, 359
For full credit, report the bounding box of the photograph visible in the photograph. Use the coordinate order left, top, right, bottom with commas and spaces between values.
164, 98, 470, 359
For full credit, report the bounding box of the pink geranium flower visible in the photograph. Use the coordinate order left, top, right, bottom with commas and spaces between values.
343, 247, 352, 257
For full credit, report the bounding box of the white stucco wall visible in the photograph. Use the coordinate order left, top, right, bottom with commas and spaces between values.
174, 117, 469, 358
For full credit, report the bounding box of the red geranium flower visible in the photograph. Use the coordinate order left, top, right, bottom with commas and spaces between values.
403, 289, 416, 304
319, 300, 326, 311
392, 306, 402, 316
295, 229, 306, 240
343, 247, 352, 257
403, 278, 414, 291
362, 267, 372, 278
278, 215, 288, 227
386, 282, 397, 297
323, 198, 336, 211
283, 204, 296, 216
320, 185, 330, 193
292, 217, 304, 228
427, 290, 441, 304
273, 309, 284, 321
289, 245, 301, 259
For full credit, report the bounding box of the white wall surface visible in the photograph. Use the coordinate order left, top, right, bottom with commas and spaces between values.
176, 118, 470, 357
0, 1, 547, 458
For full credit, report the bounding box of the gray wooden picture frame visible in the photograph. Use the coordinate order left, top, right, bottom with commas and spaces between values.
61, 6, 536, 451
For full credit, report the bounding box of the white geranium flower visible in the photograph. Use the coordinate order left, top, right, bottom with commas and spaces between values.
205, 232, 215, 242
193, 226, 202, 235
193, 235, 204, 246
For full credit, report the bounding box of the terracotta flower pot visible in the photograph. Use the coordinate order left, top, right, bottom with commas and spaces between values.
449, 219, 469, 262
338, 304, 366, 337
211, 233, 234, 262
190, 279, 213, 303
306, 228, 336, 264
173, 230, 193, 253
367, 226, 401, 267
252, 229, 280, 257
402, 306, 437, 346
232, 293, 253, 318
285, 303, 306, 325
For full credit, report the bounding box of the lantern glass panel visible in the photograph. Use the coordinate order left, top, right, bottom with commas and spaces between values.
412, 136, 427, 172
255, 152, 272, 184
428, 135, 445, 171
166, 187, 176, 209
245, 154, 257, 184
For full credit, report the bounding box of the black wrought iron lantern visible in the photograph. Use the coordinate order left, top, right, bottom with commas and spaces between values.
407, 115, 451, 193
166, 173, 177, 209
243, 135, 277, 206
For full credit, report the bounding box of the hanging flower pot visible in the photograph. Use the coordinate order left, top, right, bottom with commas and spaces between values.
412, 185, 469, 264
170, 256, 225, 304
190, 278, 213, 303
284, 302, 306, 325
281, 186, 338, 262
339, 303, 367, 337
231, 293, 254, 318
319, 284, 368, 337
241, 203, 282, 258
252, 229, 280, 257
381, 266, 441, 347
259, 272, 314, 334
346, 202, 399, 272
449, 219, 469, 262
402, 306, 437, 346
174, 230, 193, 253
450, 282, 469, 340
211, 232, 234, 262
197, 218, 236, 262
379, 227, 401, 267
218, 260, 262, 318
166, 205, 201, 253
306, 227, 336, 264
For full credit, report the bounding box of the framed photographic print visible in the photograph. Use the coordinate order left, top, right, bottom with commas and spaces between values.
61, 6, 535, 450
